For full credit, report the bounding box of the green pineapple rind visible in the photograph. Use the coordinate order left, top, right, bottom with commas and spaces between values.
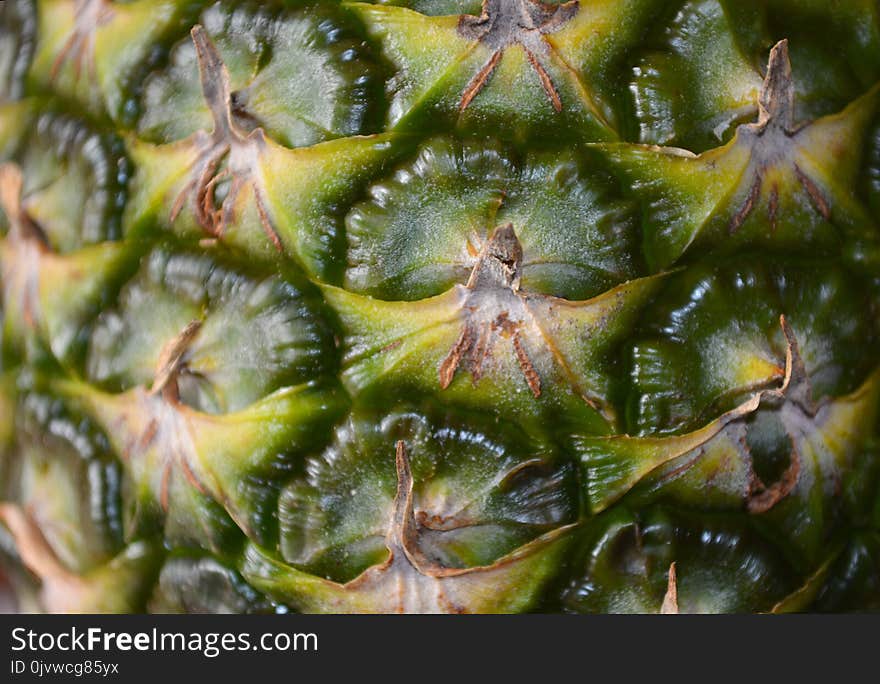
0, 0, 878, 613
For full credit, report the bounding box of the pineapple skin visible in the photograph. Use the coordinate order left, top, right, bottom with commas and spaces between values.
0, 0, 879, 614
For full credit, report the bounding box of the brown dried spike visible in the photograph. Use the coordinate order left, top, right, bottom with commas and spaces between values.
733, 41, 838, 232
190, 25, 235, 140
469, 321, 493, 382
741, 316, 810, 513
0, 163, 23, 221
389, 441, 423, 564
0, 163, 50, 247
0, 163, 51, 328
170, 26, 283, 253
456, 0, 578, 112
0, 504, 89, 613
459, 50, 502, 112
439, 327, 472, 389
777, 314, 814, 413
513, 332, 541, 397
468, 223, 523, 290
757, 40, 795, 132
437, 225, 551, 397
0, 504, 73, 586
793, 163, 831, 221
49, 0, 114, 83
730, 173, 763, 234
149, 320, 203, 398
660, 562, 679, 614
524, 47, 563, 112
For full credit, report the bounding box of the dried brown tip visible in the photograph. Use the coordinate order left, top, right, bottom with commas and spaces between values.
0, 162, 50, 248
740, 314, 810, 513
0, 504, 98, 613
660, 562, 679, 614
49, 0, 114, 82
0, 504, 71, 583
524, 47, 563, 112
0, 162, 23, 221
439, 329, 469, 390
150, 320, 203, 398
467, 223, 523, 290
757, 39, 795, 131
513, 332, 541, 397
778, 314, 813, 412
729, 174, 762, 234
191, 25, 235, 138
439, 224, 542, 396
459, 50, 502, 112
794, 163, 831, 221
391, 441, 415, 537
172, 26, 283, 254
388, 441, 423, 563
455, 0, 577, 113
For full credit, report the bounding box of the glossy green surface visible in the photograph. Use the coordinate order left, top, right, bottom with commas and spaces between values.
0, 0, 878, 613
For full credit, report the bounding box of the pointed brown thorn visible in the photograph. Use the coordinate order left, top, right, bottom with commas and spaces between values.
253, 184, 284, 253
459, 50, 502, 112
439, 327, 471, 389
730, 173, 762, 234
456, 0, 577, 112
0, 162, 23, 223
49, 0, 114, 83
757, 39, 795, 132
777, 314, 814, 413
793, 163, 831, 221
0, 503, 89, 613
470, 321, 492, 382
135, 418, 160, 456
742, 42, 836, 226
191, 25, 235, 139
388, 441, 421, 558
0, 162, 50, 247
150, 320, 203, 399
0, 504, 71, 586
468, 223, 523, 290
178, 451, 209, 497
171, 29, 283, 254
439, 225, 545, 396
660, 562, 679, 614
513, 331, 541, 397
524, 47, 562, 112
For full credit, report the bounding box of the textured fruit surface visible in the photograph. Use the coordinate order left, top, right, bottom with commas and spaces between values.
0, 0, 879, 614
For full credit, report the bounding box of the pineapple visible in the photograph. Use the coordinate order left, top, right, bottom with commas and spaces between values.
0, 0, 879, 614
